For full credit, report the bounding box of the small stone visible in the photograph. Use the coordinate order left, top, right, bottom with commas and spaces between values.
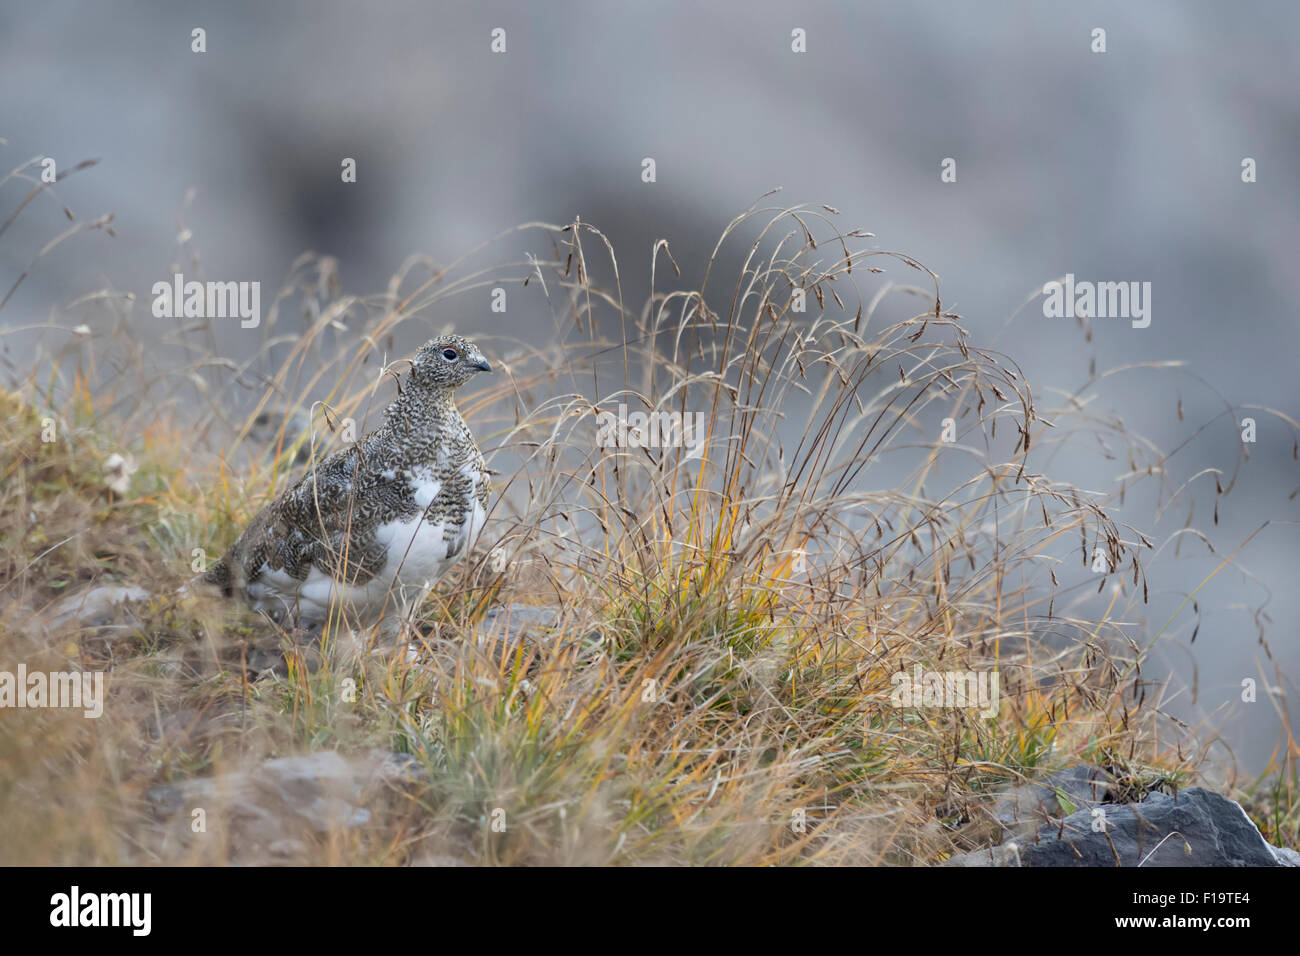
46, 584, 150, 629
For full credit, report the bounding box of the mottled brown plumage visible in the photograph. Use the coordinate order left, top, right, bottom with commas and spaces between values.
203, 335, 492, 631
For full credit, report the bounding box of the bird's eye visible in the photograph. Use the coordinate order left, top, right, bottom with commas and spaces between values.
441, 348, 458, 362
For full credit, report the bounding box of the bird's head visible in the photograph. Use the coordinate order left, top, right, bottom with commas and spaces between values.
409, 334, 493, 392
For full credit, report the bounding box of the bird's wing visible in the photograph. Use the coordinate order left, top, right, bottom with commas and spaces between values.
215, 445, 394, 590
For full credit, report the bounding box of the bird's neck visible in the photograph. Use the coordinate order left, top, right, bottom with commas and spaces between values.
372, 387, 470, 466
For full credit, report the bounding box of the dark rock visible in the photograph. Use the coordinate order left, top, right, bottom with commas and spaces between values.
946, 786, 1295, 867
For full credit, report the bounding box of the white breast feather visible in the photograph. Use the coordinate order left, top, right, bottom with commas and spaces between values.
243, 468, 484, 627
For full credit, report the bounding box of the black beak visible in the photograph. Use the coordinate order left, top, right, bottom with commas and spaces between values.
471, 357, 492, 373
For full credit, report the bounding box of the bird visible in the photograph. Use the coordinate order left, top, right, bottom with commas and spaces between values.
201, 334, 493, 638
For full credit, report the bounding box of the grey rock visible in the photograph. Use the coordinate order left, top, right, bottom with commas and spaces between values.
267, 837, 312, 860
994, 764, 1113, 840
145, 783, 186, 818
260, 750, 359, 796
481, 603, 560, 635
473, 604, 567, 663
1271, 845, 1300, 867
297, 795, 370, 830
946, 786, 1293, 867
943, 842, 1025, 867
245, 644, 288, 675
45, 584, 150, 629
409, 853, 473, 867
146, 749, 425, 862
259, 749, 423, 797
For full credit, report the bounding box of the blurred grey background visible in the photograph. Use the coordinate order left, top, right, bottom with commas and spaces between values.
1, 0, 1296, 775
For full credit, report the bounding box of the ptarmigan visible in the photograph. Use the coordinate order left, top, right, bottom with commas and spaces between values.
202, 334, 492, 637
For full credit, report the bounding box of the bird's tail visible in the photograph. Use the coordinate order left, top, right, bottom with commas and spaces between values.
198, 557, 233, 596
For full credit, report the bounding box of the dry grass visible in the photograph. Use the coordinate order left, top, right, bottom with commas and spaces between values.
1, 158, 1296, 865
